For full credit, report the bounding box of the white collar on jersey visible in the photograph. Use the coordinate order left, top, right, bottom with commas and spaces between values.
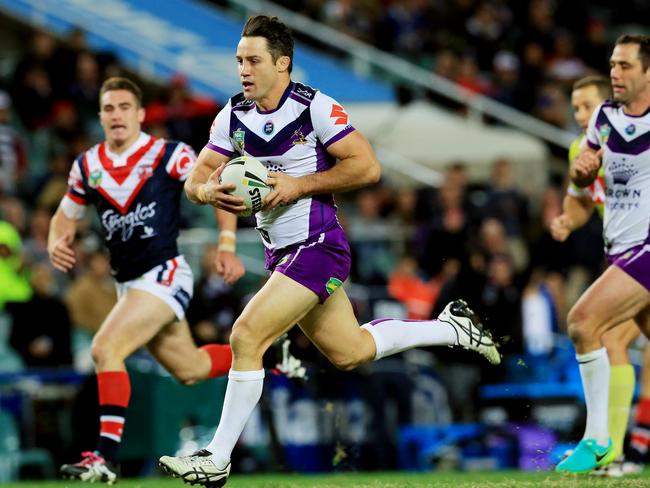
105, 132, 150, 166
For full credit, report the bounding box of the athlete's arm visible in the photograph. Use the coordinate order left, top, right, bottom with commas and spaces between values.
184, 146, 246, 213
48, 206, 78, 272
213, 208, 245, 285
263, 130, 381, 209
550, 194, 595, 242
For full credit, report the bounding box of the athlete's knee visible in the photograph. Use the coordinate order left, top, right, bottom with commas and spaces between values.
230, 317, 264, 358
329, 352, 366, 371
91, 334, 121, 366
172, 369, 201, 386
567, 305, 599, 345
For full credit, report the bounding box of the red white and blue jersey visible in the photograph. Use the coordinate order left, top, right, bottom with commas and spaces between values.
61, 132, 196, 282
207, 82, 354, 249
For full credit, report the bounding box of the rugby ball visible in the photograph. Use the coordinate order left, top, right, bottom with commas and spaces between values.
219, 156, 271, 216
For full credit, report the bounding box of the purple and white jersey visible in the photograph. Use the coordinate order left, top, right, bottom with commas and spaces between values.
207, 82, 354, 249
586, 100, 650, 254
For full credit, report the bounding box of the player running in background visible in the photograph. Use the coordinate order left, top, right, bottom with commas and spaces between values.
551, 75, 642, 475
159, 15, 500, 487
555, 34, 650, 474
48, 77, 244, 484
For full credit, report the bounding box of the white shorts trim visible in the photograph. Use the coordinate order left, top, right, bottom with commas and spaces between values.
115, 255, 194, 320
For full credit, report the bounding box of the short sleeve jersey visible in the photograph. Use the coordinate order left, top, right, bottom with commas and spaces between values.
62, 132, 196, 281
586, 100, 650, 254
207, 82, 355, 249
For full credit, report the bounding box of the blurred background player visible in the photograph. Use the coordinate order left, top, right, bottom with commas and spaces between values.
550, 74, 646, 476
555, 35, 650, 474
48, 77, 245, 484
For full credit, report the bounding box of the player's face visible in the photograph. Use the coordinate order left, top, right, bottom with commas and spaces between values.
99, 89, 144, 147
236, 36, 288, 102
610, 43, 650, 104
571, 85, 604, 131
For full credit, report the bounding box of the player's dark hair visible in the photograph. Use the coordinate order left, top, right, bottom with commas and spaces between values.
615, 34, 650, 71
242, 15, 294, 74
573, 75, 612, 100
99, 77, 143, 107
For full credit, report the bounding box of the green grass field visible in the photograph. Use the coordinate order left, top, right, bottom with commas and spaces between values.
3, 470, 650, 488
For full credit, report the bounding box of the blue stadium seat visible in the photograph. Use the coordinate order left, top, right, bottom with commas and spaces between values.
0, 410, 54, 481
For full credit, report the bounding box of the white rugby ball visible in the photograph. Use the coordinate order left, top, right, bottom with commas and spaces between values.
219, 156, 271, 216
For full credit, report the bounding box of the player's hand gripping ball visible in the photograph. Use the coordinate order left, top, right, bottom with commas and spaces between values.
219, 156, 271, 216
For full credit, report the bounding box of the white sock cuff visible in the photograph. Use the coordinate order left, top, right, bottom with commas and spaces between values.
576, 347, 607, 363
228, 368, 265, 381
360, 323, 384, 360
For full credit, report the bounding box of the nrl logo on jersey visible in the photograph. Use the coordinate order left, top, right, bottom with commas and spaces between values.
233, 128, 245, 151
89, 169, 103, 188
599, 124, 611, 143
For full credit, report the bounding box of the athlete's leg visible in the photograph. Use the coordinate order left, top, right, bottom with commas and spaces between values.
147, 319, 231, 385
603, 321, 640, 365
558, 267, 650, 472
602, 321, 640, 459
91, 289, 177, 370
569, 267, 649, 444
568, 266, 649, 354
297, 286, 375, 370
298, 287, 499, 370
61, 289, 179, 481
196, 273, 317, 468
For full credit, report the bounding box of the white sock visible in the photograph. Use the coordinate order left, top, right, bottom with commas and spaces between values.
577, 347, 610, 445
360, 318, 458, 360
206, 368, 265, 468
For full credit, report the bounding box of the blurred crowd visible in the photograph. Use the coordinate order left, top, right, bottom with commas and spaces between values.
270, 0, 648, 128
0, 25, 226, 370
0, 7, 608, 432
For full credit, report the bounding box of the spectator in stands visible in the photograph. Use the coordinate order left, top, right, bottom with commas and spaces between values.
491, 51, 524, 110
485, 159, 530, 237
22, 207, 50, 262
522, 269, 558, 357
66, 250, 116, 371
0, 197, 28, 236
68, 52, 102, 131
144, 74, 219, 151
66, 250, 116, 335
0, 220, 31, 310
547, 30, 590, 87
387, 256, 441, 320
456, 55, 492, 95
322, 0, 379, 44
35, 153, 72, 214
348, 188, 394, 285
7, 262, 72, 368
186, 244, 242, 346
0, 91, 28, 198
416, 173, 471, 278
481, 253, 523, 354
464, 1, 506, 71
11, 64, 54, 132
